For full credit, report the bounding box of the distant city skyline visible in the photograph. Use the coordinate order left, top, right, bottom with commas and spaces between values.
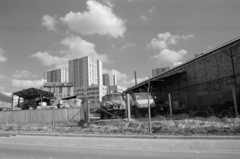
1, 0, 240, 92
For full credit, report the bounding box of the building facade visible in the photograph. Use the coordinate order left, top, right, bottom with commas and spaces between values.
108, 85, 126, 93
43, 82, 74, 99
75, 85, 107, 103
46, 69, 69, 83
69, 56, 102, 88
103, 74, 117, 86
152, 67, 171, 77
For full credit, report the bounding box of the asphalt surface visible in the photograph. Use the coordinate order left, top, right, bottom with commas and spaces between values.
0, 136, 240, 159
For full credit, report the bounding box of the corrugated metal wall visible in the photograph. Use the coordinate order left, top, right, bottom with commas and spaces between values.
150, 39, 240, 116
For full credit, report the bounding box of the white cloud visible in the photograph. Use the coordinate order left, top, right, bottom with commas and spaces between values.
31, 51, 68, 69
182, 34, 194, 40
111, 44, 116, 49
207, 45, 213, 50
147, 32, 193, 65
103, 69, 129, 81
147, 32, 194, 50
150, 49, 187, 63
121, 43, 136, 50
0, 75, 9, 92
12, 70, 37, 79
0, 75, 8, 81
0, 47, 7, 62
60, 0, 126, 38
42, 15, 57, 31
148, 7, 155, 13
11, 79, 46, 89
31, 35, 111, 69
60, 36, 111, 63
101, 0, 115, 8
173, 61, 183, 67
140, 15, 147, 21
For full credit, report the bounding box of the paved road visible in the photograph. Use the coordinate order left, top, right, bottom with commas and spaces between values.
0, 135, 240, 159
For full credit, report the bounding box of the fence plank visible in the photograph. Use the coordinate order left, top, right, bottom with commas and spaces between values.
0, 108, 82, 124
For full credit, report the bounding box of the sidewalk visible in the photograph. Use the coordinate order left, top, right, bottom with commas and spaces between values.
1, 132, 240, 140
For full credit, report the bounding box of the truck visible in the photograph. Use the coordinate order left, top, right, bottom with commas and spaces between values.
100, 92, 127, 119
130, 92, 157, 118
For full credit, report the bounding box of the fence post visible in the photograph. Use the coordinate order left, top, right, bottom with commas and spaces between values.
86, 99, 90, 123
80, 100, 85, 121
11, 110, 13, 123
127, 94, 131, 121
232, 87, 239, 118
25, 110, 27, 124
52, 83, 56, 131
168, 93, 173, 117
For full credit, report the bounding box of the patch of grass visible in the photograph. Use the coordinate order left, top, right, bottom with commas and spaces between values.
4, 125, 21, 131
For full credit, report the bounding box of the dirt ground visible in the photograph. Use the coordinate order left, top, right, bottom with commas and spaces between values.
0, 115, 240, 136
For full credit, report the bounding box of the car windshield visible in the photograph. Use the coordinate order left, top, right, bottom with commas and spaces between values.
104, 94, 122, 101
133, 93, 153, 100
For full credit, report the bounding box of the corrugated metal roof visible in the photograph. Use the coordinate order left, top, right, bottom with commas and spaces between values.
13, 87, 53, 99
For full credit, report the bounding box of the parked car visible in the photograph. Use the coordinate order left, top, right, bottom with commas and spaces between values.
130, 93, 157, 118
100, 92, 127, 119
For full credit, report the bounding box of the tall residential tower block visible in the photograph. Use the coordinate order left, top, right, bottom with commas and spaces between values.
46, 69, 69, 83
69, 56, 102, 87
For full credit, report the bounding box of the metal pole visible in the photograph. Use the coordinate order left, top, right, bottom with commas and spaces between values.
232, 87, 239, 118
11, 94, 14, 110
127, 94, 131, 121
168, 93, 173, 117
134, 71, 137, 85
41, 86, 43, 104
87, 99, 90, 123
147, 81, 152, 134
52, 83, 55, 131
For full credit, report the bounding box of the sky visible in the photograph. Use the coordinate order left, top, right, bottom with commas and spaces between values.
0, 0, 240, 92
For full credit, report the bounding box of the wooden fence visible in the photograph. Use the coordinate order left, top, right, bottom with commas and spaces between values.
0, 108, 83, 124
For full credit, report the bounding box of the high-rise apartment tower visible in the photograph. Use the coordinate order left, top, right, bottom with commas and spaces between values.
46, 69, 69, 83
103, 74, 117, 86
69, 56, 102, 88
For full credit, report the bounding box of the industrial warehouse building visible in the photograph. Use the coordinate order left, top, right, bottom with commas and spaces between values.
125, 37, 240, 116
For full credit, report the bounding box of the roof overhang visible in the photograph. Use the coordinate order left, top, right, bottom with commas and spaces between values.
43, 82, 73, 87
62, 95, 77, 100
13, 87, 53, 99
124, 71, 186, 94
